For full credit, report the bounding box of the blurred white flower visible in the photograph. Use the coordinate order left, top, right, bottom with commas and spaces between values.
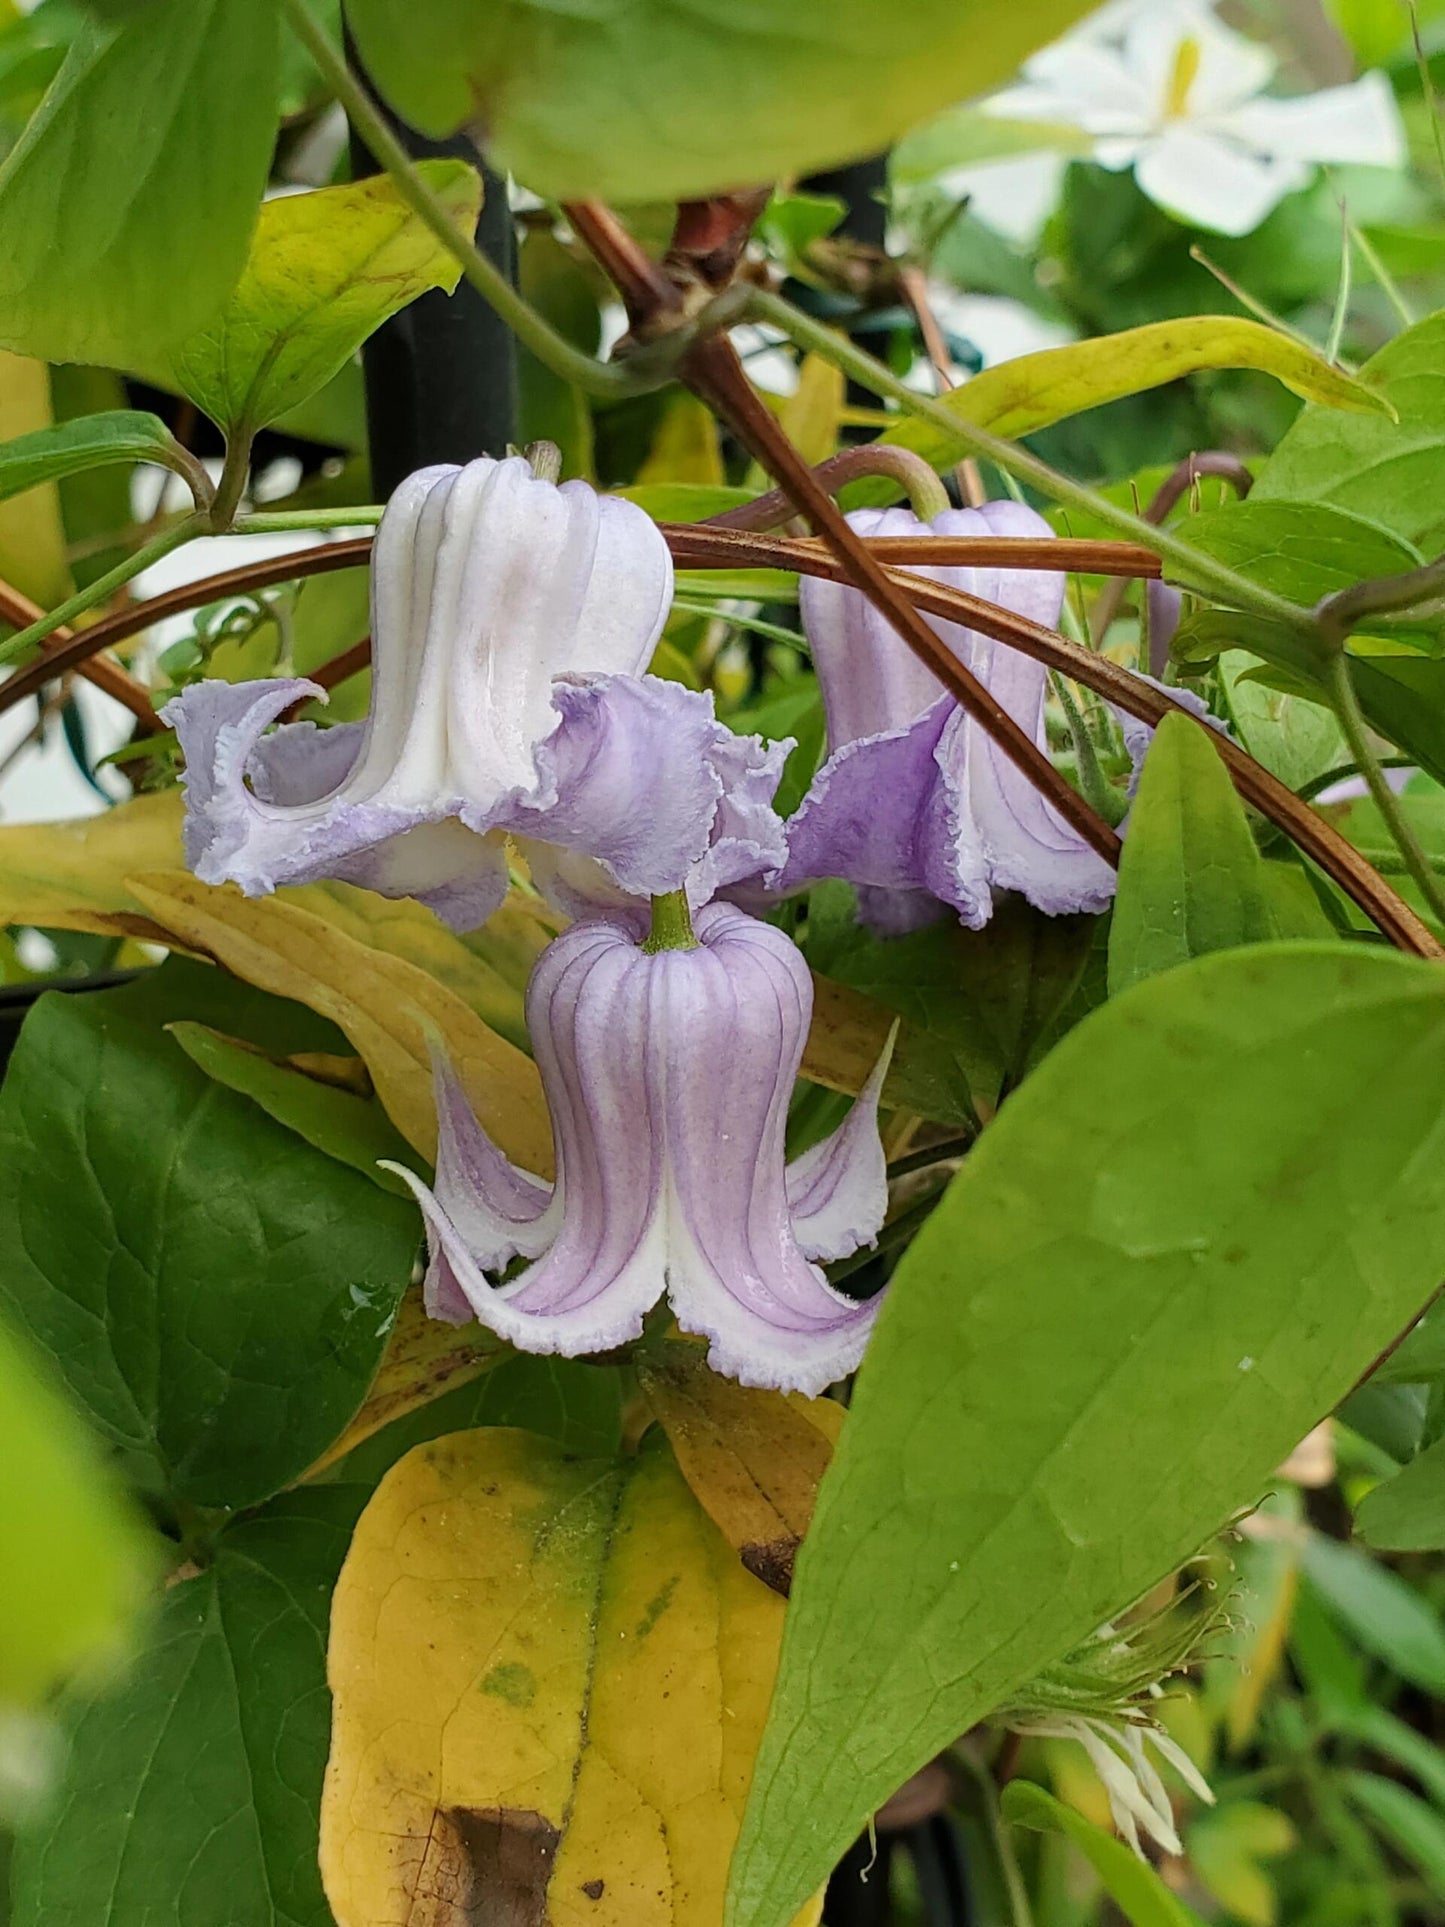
976, 0, 1404, 239
914, 285, 1073, 378
1024, 1713, 1215, 1858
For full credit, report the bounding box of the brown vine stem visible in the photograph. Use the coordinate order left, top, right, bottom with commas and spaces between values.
0, 541, 372, 725
0, 534, 1154, 728
681, 331, 1122, 865
0, 580, 161, 732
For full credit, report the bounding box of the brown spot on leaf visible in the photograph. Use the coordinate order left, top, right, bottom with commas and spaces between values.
409, 1805, 560, 1926
581, 1878, 606, 1900
741, 1536, 798, 1597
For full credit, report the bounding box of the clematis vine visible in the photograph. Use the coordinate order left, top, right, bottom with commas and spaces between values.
166, 454, 785, 931
385, 896, 893, 1398
776, 499, 1117, 934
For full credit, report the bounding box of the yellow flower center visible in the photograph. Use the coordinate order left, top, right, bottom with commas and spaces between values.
1164, 35, 1201, 120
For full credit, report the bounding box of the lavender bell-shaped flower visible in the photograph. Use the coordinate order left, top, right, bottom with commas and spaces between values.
165, 455, 781, 930
776, 499, 1117, 934
385, 900, 893, 1398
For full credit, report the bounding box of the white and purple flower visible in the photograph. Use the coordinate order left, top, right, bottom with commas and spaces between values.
777, 499, 1118, 934
385, 901, 893, 1396
165, 455, 786, 931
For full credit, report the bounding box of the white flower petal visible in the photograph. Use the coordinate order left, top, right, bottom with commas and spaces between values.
1217, 70, 1405, 170
1134, 124, 1308, 234
1124, 4, 1275, 119
786, 1027, 895, 1264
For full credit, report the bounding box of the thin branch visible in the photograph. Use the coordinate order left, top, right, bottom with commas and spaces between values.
681, 329, 1122, 866
0, 581, 162, 732
0, 540, 371, 723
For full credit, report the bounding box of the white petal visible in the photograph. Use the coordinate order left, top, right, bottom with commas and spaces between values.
786, 1027, 895, 1263
1147, 1727, 1217, 1806
938, 153, 1069, 244
1124, 4, 1274, 119
1217, 71, 1405, 170
1134, 125, 1307, 234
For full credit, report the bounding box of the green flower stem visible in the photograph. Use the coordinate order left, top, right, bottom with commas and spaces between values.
835, 445, 951, 520
236, 507, 385, 534
642, 890, 700, 953
282, 0, 660, 402
1325, 650, 1445, 926
745, 285, 1317, 642
1050, 671, 1121, 827
0, 516, 206, 668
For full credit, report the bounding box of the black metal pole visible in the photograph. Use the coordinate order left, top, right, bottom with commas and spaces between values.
343, 27, 517, 496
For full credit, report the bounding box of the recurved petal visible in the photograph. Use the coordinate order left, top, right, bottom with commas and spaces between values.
786, 1027, 895, 1264
775, 697, 990, 930
660, 907, 882, 1396
505, 673, 789, 908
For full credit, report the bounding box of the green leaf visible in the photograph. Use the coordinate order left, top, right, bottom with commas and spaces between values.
0, 0, 279, 366
0, 1315, 153, 1710
728, 943, 1445, 1927
1218, 650, 1346, 793
1001, 1782, 1206, 1927
845, 318, 1394, 506
165, 1020, 414, 1195
1302, 1532, 1445, 1694
1373, 1307, 1445, 1385
0, 411, 186, 507
346, 0, 1098, 201
1254, 311, 1445, 548
8, 1485, 365, 1927
1355, 1434, 1445, 1551
1346, 1772, 1445, 1889
0, 970, 419, 1512
1167, 501, 1424, 609
163, 163, 482, 438
1108, 712, 1279, 995
811, 884, 1093, 1112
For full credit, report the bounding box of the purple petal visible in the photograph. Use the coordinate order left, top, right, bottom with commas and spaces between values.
506, 674, 789, 911
786, 1026, 895, 1263
661, 906, 882, 1396
775, 698, 991, 930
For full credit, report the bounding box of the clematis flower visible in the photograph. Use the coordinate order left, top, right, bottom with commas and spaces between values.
776, 500, 1116, 934
1021, 1714, 1213, 1857
165, 456, 784, 930
384, 900, 893, 1397
963, 0, 1405, 240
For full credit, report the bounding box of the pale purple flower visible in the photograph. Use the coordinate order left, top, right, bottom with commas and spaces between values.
777, 500, 1116, 934
165, 457, 783, 929
384, 903, 893, 1396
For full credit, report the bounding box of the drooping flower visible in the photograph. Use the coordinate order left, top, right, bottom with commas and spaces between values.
165, 456, 785, 930
384, 900, 893, 1397
776, 499, 1116, 934
1022, 1713, 1214, 1857
960, 0, 1404, 241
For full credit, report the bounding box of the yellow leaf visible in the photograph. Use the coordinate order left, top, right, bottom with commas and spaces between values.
127, 871, 551, 1170
848, 317, 1396, 508
778, 354, 845, 469
0, 349, 70, 605
303, 1289, 501, 1480
322, 1428, 823, 1927
637, 391, 726, 487
0, 789, 183, 940
639, 1341, 842, 1596
805, 973, 974, 1129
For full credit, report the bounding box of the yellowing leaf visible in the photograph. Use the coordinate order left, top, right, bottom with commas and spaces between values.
303, 1289, 501, 1480
778, 354, 845, 469
805, 973, 972, 1128
322, 1428, 821, 1927
127, 871, 550, 1170
639, 1343, 843, 1597
163, 162, 483, 436
0, 790, 183, 939
0, 350, 71, 606
847, 318, 1395, 507
637, 392, 726, 488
